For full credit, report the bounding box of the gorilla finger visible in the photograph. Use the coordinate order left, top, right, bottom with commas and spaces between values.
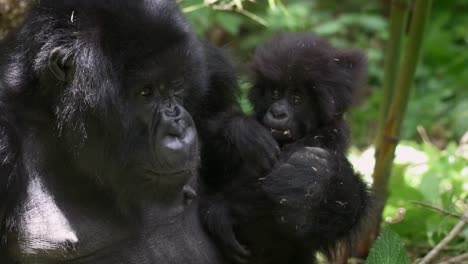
232, 254, 249, 264
287, 147, 332, 167
305, 147, 332, 160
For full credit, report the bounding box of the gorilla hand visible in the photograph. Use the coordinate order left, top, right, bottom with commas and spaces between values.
262, 146, 367, 241
229, 116, 280, 173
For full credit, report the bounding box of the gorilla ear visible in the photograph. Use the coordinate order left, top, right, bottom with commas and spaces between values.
331, 49, 367, 112
334, 49, 367, 86
49, 49, 74, 82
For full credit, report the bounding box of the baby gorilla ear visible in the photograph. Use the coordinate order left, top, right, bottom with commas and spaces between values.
334, 49, 367, 89
332, 49, 368, 112
48, 48, 75, 82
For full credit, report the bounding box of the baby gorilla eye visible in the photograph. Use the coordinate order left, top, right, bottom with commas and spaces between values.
291, 95, 302, 105
271, 88, 281, 99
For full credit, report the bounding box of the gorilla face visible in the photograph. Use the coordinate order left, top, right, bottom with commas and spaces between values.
250, 33, 367, 147
24, 0, 209, 201
260, 83, 319, 144
123, 46, 204, 189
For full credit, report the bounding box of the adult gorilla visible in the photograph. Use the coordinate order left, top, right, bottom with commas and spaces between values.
0, 0, 279, 263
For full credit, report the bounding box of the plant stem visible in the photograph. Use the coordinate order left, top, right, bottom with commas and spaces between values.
410, 200, 462, 219
372, 0, 432, 211
375, 0, 409, 144
439, 253, 468, 264
366, 1, 433, 257
419, 211, 468, 264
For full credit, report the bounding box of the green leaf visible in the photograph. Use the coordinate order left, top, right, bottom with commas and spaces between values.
366, 227, 410, 264
214, 12, 243, 35
314, 21, 343, 35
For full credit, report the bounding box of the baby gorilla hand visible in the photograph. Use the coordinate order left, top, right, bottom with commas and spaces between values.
262, 147, 338, 240
285, 147, 336, 174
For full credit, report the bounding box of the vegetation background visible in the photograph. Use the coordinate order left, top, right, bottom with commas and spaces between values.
1, 0, 467, 262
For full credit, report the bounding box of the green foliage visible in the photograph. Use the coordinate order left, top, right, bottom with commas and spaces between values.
404, 2, 468, 141
239, 80, 253, 114
352, 139, 467, 257
0, 0, 28, 38
366, 227, 410, 264
382, 141, 468, 250
181, 0, 467, 147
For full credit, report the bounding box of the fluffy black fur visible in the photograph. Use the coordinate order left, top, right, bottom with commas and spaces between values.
202, 33, 370, 264
0, 1, 277, 263
251, 33, 367, 154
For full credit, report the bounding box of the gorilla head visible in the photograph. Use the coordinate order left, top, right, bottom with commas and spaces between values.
250, 33, 366, 147
1, 1, 252, 262
0, 0, 207, 204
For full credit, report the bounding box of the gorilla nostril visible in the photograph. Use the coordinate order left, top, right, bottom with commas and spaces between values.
165, 105, 181, 118
164, 101, 182, 118
271, 109, 288, 120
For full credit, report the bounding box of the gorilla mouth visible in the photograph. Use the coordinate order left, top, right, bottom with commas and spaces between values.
270, 128, 293, 141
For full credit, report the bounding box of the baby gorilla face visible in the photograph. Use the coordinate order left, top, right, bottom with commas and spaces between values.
261, 84, 318, 144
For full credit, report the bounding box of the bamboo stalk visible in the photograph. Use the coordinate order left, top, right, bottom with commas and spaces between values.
373, 0, 433, 213
357, 2, 412, 256
375, 0, 409, 144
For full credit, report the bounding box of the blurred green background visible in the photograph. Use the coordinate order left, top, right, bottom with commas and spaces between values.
1, 0, 467, 262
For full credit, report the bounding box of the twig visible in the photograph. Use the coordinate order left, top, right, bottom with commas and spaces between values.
410, 200, 462, 219
237, 9, 268, 26
416, 126, 432, 145
439, 253, 468, 264
418, 211, 468, 264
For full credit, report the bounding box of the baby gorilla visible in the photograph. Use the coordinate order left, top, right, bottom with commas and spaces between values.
250, 33, 367, 154
202, 33, 368, 264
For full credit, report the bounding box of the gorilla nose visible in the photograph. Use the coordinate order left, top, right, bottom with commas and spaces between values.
264, 101, 291, 129
164, 102, 182, 119
155, 103, 199, 173
157, 101, 198, 154
270, 107, 288, 120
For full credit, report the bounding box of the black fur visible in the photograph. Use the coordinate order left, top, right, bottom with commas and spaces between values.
0, 1, 277, 263
251, 33, 367, 153
202, 33, 370, 264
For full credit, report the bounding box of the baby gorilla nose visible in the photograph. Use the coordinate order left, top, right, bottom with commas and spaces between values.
270, 105, 288, 120
264, 100, 291, 129
262, 100, 296, 142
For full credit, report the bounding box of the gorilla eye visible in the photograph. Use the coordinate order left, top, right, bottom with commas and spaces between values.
271, 88, 280, 99
291, 95, 302, 105
140, 85, 153, 97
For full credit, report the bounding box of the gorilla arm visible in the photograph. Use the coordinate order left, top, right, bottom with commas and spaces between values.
197, 43, 279, 188
196, 44, 280, 263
